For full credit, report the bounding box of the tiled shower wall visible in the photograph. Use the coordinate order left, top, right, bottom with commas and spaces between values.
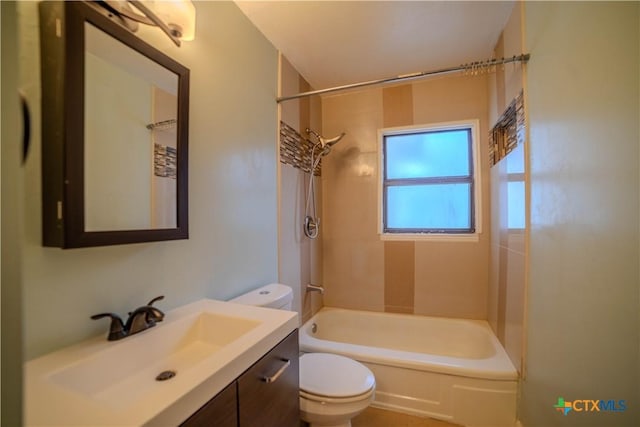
320, 74, 490, 319
487, 2, 527, 374
279, 5, 526, 374
278, 55, 323, 323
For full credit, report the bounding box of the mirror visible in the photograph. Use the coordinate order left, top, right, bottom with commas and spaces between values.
40, 1, 189, 248
84, 23, 179, 231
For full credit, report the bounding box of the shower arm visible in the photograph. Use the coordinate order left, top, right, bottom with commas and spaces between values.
306, 128, 346, 149
306, 128, 322, 141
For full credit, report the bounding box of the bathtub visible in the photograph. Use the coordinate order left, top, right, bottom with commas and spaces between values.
300, 307, 518, 427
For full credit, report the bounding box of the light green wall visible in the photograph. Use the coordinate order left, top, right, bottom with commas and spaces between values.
20, 2, 279, 359
522, 2, 639, 426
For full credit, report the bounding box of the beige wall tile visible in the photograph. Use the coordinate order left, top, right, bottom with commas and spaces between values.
496, 246, 509, 342
412, 74, 489, 125
412, 74, 491, 319
324, 240, 384, 311
490, 234, 527, 373
322, 168, 378, 241
279, 55, 325, 324
381, 85, 416, 313
504, 249, 525, 372
322, 76, 492, 319
308, 91, 324, 319
488, 243, 500, 333
494, 33, 506, 115
382, 84, 413, 127
323, 89, 383, 117
322, 89, 385, 311
488, 86, 526, 372
488, 165, 502, 333
280, 55, 300, 130
384, 241, 415, 312
489, 144, 526, 371
414, 241, 489, 319
323, 237, 385, 311
299, 76, 310, 132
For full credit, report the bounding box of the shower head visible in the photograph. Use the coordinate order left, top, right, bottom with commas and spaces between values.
321, 133, 346, 147
306, 128, 346, 149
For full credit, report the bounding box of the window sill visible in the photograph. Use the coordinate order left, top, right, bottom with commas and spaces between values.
379, 232, 480, 243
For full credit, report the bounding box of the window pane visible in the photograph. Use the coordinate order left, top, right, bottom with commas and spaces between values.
385, 130, 470, 179
386, 183, 471, 230
507, 181, 525, 230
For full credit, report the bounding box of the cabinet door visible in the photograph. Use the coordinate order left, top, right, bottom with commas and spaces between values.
238, 330, 299, 427
180, 381, 238, 427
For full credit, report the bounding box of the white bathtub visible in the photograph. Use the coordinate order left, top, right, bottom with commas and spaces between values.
300, 307, 518, 427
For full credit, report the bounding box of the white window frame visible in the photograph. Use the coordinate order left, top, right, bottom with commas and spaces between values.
377, 119, 482, 242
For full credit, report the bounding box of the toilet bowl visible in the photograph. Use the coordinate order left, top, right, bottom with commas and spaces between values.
299, 352, 375, 427
229, 284, 376, 427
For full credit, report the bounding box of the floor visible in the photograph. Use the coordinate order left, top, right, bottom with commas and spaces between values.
352, 407, 461, 427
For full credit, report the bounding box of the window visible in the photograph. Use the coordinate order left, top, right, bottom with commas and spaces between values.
378, 121, 481, 239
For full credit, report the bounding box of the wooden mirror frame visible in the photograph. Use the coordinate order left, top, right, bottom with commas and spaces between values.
40, 1, 189, 248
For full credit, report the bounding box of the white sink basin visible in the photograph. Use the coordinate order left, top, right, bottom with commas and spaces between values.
25, 299, 298, 426
49, 312, 260, 409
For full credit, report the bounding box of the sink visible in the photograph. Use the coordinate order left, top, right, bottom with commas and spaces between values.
49, 312, 261, 410
25, 299, 298, 426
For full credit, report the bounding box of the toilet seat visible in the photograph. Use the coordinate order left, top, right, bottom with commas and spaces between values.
300, 353, 375, 399
300, 387, 375, 404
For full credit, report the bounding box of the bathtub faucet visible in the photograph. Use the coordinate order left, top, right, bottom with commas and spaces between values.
306, 284, 324, 295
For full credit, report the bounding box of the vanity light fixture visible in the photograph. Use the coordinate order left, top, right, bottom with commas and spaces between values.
97, 0, 196, 46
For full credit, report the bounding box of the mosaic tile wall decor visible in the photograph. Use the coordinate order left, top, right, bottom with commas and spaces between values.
489, 90, 525, 166
280, 121, 322, 176
154, 143, 177, 178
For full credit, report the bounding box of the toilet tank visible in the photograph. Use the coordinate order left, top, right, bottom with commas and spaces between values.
229, 283, 293, 310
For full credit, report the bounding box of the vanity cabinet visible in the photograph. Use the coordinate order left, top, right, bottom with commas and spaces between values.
238, 329, 300, 427
180, 382, 237, 427
181, 330, 299, 427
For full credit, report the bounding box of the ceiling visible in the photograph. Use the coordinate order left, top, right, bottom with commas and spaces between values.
235, 1, 515, 92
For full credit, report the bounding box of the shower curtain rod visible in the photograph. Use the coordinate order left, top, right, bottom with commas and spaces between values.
277, 53, 530, 103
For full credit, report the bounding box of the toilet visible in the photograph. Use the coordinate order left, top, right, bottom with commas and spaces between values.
230, 284, 375, 427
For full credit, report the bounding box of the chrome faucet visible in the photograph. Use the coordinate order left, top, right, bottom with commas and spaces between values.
306, 284, 324, 295
91, 296, 165, 341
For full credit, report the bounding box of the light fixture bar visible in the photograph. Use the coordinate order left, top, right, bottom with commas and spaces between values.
127, 0, 181, 46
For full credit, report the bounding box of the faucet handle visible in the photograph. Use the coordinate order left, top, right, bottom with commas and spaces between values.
145, 296, 165, 323
91, 312, 127, 341
145, 306, 164, 323
147, 295, 164, 306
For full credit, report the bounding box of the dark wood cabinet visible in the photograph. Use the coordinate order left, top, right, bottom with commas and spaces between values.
180, 382, 237, 427
238, 330, 299, 427
180, 330, 299, 427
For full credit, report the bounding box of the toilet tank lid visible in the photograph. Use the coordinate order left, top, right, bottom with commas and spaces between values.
229, 283, 293, 308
